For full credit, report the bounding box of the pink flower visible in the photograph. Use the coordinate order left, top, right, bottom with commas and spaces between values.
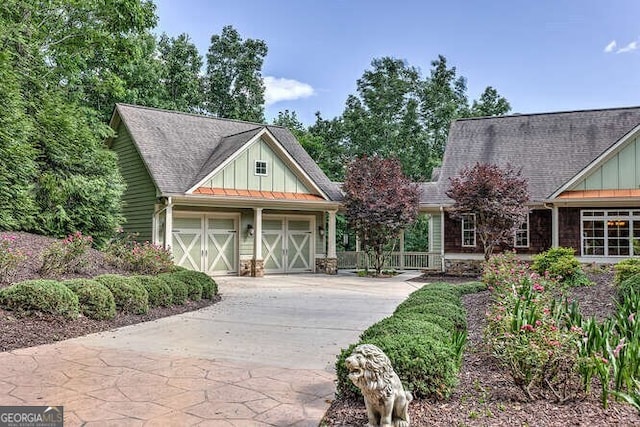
535, 320, 542, 326
521, 324, 535, 332
614, 338, 626, 358
549, 325, 558, 331
533, 283, 545, 292
629, 313, 635, 324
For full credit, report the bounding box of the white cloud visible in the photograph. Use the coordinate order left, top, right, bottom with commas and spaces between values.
617, 40, 639, 53
264, 76, 315, 105
604, 40, 617, 53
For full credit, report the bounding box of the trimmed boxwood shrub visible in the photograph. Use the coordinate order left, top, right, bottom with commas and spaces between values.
615, 258, 640, 286
370, 333, 459, 399
336, 282, 479, 400
398, 302, 467, 331
63, 278, 116, 320
171, 270, 218, 300
95, 274, 149, 314
398, 289, 458, 307
455, 282, 488, 295
135, 275, 173, 307
398, 312, 457, 333
158, 273, 188, 305
0, 279, 79, 319
335, 333, 459, 400
360, 316, 450, 341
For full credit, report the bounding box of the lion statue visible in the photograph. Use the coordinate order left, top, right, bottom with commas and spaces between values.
345, 343, 412, 427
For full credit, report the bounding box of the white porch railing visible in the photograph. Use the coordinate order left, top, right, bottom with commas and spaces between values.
337, 251, 442, 270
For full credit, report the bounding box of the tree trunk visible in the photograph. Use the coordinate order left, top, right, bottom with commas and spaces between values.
484, 244, 494, 261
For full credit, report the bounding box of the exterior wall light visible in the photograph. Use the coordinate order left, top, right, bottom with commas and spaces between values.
247, 224, 254, 236
318, 226, 325, 237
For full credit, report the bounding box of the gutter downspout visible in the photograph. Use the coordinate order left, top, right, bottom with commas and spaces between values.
164, 197, 173, 251
440, 206, 445, 273
153, 201, 169, 246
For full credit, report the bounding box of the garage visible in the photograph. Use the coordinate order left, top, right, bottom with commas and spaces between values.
262, 215, 314, 273
172, 214, 239, 275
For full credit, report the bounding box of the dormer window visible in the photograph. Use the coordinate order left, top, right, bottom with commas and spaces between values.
255, 160, 268, 176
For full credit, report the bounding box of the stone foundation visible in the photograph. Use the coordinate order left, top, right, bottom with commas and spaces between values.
444, 258, 484, 276
316, 257, 338, 275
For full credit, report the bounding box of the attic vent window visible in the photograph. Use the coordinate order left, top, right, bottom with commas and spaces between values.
255, 160, 268, 176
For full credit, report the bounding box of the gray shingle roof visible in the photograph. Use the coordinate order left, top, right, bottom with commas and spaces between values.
422, 106, 640, 205
112, 104, 342, 200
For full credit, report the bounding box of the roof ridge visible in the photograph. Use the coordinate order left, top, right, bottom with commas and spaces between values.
456, 105, 640, 122
222, 126, 265, 139
115, 103, 270, 127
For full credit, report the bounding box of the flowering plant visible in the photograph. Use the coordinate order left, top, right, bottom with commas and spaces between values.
105, 232, 173, 275
39, 231, 93, 276
0, 235, 27, 283
484, 257, 585, 401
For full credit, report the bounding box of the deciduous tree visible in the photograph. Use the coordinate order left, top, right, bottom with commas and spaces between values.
158, 33, 204, 112
274, 110, 346, 181
421, 55, 469, 163
446, 163, 529, 260
469, 86, 511, 117
204, 25, 267, 122
342, 57, 427, 180
343, 156, 420, 275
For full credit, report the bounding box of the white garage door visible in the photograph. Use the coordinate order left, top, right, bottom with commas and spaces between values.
172, 215, 238, 275
262, 216, 313, 273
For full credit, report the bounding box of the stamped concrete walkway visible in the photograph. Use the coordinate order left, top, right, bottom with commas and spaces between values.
0, 272, 421, 426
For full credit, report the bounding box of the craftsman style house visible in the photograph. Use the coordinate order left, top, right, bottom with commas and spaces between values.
108, 104, 342, 277
422, 106, 640, 272
109, 103, 640, 276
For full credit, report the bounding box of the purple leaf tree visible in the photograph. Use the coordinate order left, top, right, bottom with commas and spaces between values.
343, 156, 420, 275
446, 162, 530, 260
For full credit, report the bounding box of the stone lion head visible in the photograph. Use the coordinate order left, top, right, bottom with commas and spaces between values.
345, 343, 394, 392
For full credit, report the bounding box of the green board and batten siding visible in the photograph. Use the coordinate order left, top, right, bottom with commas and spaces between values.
111, 123, 158, 242
429, 212, 442, 254
201, 138, 312, 194
570, 133, 640, 191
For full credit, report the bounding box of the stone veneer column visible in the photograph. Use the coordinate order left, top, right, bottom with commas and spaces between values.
326, 210, 338, 274
251, 259, 265, 277
252, 208, 264, 277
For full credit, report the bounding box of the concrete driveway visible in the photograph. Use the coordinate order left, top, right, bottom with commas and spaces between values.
0, 272, 421, 426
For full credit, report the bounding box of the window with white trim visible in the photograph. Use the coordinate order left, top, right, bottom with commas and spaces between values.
462, 214, 476, 247
581, 210, 640, 257
255, 160, 268, 176
514, 215, 529, 248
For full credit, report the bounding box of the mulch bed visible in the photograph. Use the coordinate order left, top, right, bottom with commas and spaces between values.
0, 231, 219, 352
321, 271, 640, 426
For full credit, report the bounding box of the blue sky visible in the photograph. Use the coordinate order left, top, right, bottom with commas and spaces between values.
155, 0, 640, 125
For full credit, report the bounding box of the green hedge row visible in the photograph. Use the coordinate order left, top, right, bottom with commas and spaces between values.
335, 282, 486, 400
0, 270, 219, 320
